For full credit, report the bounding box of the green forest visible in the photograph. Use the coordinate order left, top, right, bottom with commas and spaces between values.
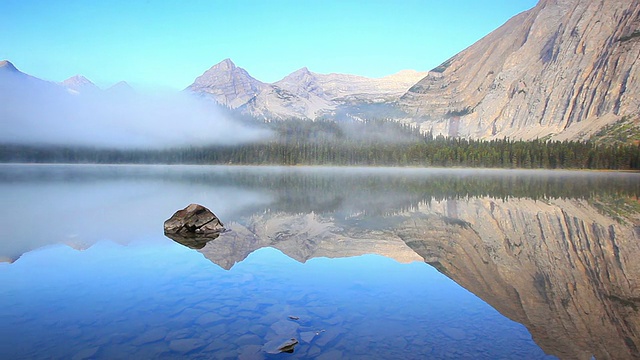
1, 118, 639, 170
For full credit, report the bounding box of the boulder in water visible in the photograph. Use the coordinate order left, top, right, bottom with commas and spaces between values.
164, 204, 225, 236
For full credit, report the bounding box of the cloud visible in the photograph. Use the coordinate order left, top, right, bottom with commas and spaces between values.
0, 70, 270, 148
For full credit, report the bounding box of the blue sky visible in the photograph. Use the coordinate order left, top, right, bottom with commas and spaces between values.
1, 0, 537, 90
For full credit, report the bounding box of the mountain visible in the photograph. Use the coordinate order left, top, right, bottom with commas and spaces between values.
61, 75, 100, 94
174, 187, 640, 358
399, 0, 640, 141
186, 58, 267, 109
195, 212, 423, 270
0, 60, 59, 92
106, 80, 134, 93
186, 59, 427, 119
0, 60, 19, 73
398, 197, 640, 359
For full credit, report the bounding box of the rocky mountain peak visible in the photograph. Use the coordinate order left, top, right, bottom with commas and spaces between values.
63, 74, 93, 86
0, 60, 18, 73
107, 81, 133, 91
400, 0, 640, 141
277, 67, 315, 83
186, 58, 266, 108
105, 81, 135, 99
274, 67, 323, 99
290, 67, 311, 76
186, 58, 428, 119
212, 58, 236, 71
62, 75, 99, 94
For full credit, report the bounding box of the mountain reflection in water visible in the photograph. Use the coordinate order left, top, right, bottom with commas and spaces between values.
1, 164, 639, 359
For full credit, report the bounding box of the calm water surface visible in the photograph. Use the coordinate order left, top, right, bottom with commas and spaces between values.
1, 164, 639, 359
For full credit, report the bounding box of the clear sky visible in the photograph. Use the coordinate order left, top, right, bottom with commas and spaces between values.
0, 0, 538, 90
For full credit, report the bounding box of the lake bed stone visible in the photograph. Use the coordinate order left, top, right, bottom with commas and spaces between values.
71, 346, 99, 360
263, 338, 299, 354
169, 338, 207, 354
270, 319, 300, 336
132, 328, 168, 345
300, 331, 317, 343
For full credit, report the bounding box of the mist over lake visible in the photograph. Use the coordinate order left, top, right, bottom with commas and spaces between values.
1, 164, 639, 359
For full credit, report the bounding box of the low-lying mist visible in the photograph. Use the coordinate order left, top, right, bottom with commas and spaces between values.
0, 72, 271, 149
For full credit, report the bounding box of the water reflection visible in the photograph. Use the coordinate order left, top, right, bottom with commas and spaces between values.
185, 197, 640, 359
1, 164, 639, 359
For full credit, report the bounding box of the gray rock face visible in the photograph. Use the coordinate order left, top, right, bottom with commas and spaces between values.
400, 0, 640, 141
397, 198, 640, 360
186, 59, 427, 119
186, 58, 267, 108
163, 203, 225, 236
263, 338, 299, 354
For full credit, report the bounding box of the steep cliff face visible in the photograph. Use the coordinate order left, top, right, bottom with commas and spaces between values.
398, 198, 640, 359
400, 0, 640, 140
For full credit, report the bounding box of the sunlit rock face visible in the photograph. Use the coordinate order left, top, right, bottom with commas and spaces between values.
196, 212, 424, 270
186, 58, 268, 109
397, 198, 640, 360
186, 59, 427, 119
400, 0, 640, 141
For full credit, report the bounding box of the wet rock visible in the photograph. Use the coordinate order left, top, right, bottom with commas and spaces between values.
441, 327, 466, 340
314, 328, 341, 347
316, 349, 343, 360
164, 328, 192, 341
238, 344, 264, 360
270, 319, 299, 336
196, 313, 224, 326
71, 346, 99, 360
263, 338, 299, 354
300, 331, 317, 343
308, 305, 338, 318
169, 338, 207, 354
164, 204, 225, 247
237, 334, 262, 346
307, 345, 322, 357
132, 328, 168, 345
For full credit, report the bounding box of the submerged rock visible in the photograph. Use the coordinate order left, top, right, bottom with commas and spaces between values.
164, 204, 225, 247
263, 338, 299, 354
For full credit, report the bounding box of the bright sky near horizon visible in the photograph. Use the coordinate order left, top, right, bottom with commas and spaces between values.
1, 0, 538, 90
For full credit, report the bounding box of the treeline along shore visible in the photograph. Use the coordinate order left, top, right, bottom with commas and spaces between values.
1, 119, 639, 170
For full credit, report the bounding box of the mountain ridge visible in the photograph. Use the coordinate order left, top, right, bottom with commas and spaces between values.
399, 0, 640, 141
3, 0, 638, 142
62, 75, 100, 94
186, 58, 428, 119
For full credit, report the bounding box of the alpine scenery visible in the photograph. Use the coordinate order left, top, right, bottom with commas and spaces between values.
1, 1, 640, 359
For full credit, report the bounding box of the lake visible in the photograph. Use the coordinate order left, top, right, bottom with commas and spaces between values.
1, 164, 639, 359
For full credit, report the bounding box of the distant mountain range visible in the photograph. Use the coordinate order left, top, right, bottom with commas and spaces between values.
1, 0, 639, 142
0, 60, 133, 96
185, 0, 640, 141
185, 58, 427, 120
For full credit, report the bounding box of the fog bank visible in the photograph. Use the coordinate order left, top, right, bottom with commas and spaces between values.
0, 70, 270, 148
